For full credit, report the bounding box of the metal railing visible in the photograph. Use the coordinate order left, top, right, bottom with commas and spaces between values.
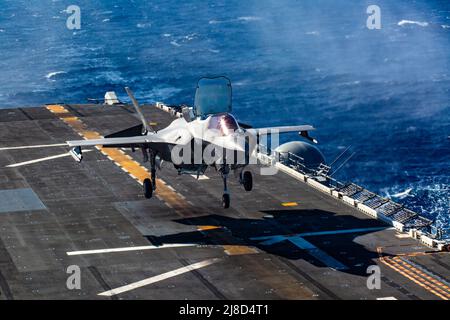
258, 143, 441, 239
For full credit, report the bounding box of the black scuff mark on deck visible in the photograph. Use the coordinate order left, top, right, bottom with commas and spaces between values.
381, 276, 419, 300
279, 259, 341, 300
18, 108, 33, 121
88, 266, 118, 300
179, 258, 227, 300
0, 270, 14, 300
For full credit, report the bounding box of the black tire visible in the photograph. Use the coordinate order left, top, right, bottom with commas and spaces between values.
143, 178, 153, 199
222, 193, 230, 209
243, 171, 253, 191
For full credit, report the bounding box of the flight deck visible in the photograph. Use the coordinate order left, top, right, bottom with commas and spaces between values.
0, 103, 448, 300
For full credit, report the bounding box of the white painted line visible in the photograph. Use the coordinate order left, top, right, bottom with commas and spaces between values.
98, 258, 221, 296
190, 175, 210, 180
377, 297, 397, 300
252, 226, 388, 241
6, 150, 93, 168
395, 233, 411, 239
0, 143, 67, 151
67, 243, 197, 256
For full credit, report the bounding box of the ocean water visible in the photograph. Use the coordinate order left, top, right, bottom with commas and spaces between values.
0, 0, 448, 236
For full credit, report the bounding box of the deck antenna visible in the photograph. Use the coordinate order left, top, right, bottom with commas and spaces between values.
329, 151, 356, 176
329, 145, 352, 167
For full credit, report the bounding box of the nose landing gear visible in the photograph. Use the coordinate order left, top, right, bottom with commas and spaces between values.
220, 165, 230, 209
143, 150, 157, 199
241, 171, 253, 191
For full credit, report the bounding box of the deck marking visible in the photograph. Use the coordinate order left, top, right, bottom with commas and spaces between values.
197, 226, 221, 231
251, 227, 390, 270
281, 202, 298, 207
254, 234, 348, 270
0, 143, 67, 151
98, 258, 220, 296
6, 150, 93, 168
252, 226, 387, 241
223, 245, 259, 256
190, 174, 209, 180
377, 296, 397, 300
67, 243, 198, 256
377, 247, 450, 300
395, 233, 411, 239
288, 237, 348, 270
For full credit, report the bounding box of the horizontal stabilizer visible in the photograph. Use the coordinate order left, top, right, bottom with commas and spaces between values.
105, 124, 144, 139
248, 125, 315, 135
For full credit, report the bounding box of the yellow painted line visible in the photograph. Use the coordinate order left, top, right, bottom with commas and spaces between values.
197, 226, 221, 231
381, 258, 448, 300
281, 202, 298, 207
385, 257, 450, 299
47, 105, 194, 218
223, 245, 259, 256
377, 247, 450, 300
149, 122, 158, 126
392, 257, 450, 291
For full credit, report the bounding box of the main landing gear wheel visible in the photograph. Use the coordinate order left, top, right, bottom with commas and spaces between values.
143, 178, 153, 199
222, 193, 230, 209
242, 171, 253, 191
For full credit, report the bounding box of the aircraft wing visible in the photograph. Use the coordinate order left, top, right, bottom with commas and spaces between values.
67, 135, 165, 148
247, 125, 318, 143
247, 125, 315, 135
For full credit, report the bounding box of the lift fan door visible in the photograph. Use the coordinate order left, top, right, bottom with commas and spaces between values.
194, 76, 232, 117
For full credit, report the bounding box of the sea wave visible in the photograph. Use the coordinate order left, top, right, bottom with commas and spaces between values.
45, 71, 66, 81
381, 181, 450, 238
398, 20, 429, 27
209, 16, 262, 24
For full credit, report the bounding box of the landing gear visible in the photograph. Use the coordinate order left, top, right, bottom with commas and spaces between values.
143, 150, 157, 199
222, 194, 230, 209
241, 171, 253, 191
220, 165, 231, 209
150, 152, 157, 191
143, 178, 153, 199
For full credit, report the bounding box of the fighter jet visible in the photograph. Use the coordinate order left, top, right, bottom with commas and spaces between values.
67, 76, 317, 208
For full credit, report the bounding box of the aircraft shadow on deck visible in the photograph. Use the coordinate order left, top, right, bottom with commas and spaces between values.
145, 209, 391, 276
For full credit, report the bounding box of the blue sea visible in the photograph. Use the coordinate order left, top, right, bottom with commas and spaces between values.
0, 0, 448, 236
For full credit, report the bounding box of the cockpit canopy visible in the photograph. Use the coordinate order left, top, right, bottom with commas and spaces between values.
208, 113, 239, 136
195, 76, 232, 117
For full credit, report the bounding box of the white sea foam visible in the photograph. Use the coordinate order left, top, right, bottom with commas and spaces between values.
237, 16, 262, 22
102, 19, 110, 22
441, 25, 450, 29
391, 188, 413, 199
398, 20, 428, 27
45, 71, 66, 80
209, 16, 262, 24
170, 40, 181, 47
137, 23, 151, 29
